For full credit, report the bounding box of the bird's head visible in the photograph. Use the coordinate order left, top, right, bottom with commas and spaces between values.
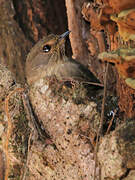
26, 31, 70, 65
25, 31, 71, 85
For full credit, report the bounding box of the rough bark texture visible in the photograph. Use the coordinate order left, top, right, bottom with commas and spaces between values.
81, 0, 135, 118
117, 77, 135, 118
12, 0, 68, 42
65, 0, 89, 65
0, 0, 31, 83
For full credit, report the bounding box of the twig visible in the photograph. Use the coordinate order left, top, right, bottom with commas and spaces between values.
83, 81, 104, 87
106, 109, 117, 135
93, 62, 109, 180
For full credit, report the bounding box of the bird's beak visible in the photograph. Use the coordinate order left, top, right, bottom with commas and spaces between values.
59, 30, 71, 41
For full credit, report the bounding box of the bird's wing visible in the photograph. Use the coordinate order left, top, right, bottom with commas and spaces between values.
57, 61, 100, 83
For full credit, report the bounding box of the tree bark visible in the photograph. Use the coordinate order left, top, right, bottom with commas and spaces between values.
0, 0, 31, 83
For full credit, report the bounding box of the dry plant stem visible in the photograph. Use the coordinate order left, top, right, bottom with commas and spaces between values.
93, 62, 109, 180
106, 109, 117, 135
4, 88, 24, 180
83, 82, 104, 87
99, 63, 109, 135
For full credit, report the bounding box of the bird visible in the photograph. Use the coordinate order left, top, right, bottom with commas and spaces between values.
25, 31, 102, 89
25, 31, 103, 144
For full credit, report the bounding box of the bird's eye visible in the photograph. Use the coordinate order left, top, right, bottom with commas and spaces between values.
43, 44, 51, 52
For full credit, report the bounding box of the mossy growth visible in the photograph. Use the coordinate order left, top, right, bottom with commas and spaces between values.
47, 76, 100, 105
8, 97, 31, 179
